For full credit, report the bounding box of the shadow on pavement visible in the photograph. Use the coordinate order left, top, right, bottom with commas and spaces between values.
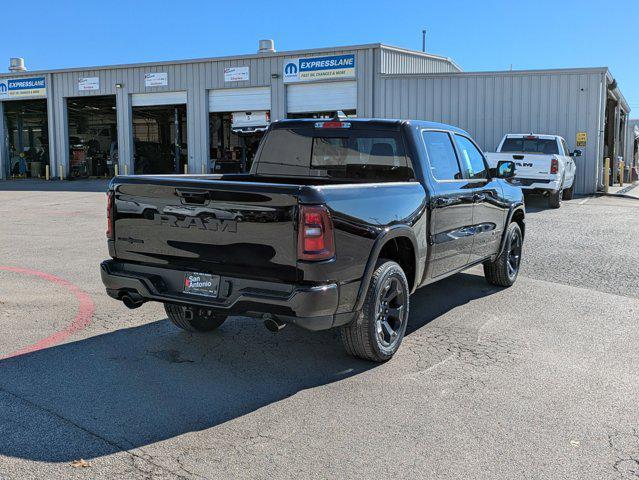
0, 179, 109, 193
0, 272, 499, 462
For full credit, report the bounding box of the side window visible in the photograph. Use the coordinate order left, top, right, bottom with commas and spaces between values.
561, 139, 570, 156
422, 131, 462, 181
455, 134, 487, 179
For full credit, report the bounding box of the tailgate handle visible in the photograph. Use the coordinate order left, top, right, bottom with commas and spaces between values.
513, 155, 524, 160
175, 189, 209, 205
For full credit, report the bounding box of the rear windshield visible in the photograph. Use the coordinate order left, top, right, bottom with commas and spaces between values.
500, 137, 559, 155
255, 127, 414, 181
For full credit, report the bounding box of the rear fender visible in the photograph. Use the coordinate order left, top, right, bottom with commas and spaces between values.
498, 205, 525, 256
353, 226, 420, 311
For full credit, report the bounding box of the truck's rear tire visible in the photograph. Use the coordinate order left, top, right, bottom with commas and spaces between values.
340, 260, 409, 362
563, 183, 574, 200
164, 303, 227, 332
548, 189, 562, 208
483, 222, 523, 287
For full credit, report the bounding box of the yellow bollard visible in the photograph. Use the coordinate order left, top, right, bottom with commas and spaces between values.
114, 164, 119, 176
184, 163, 188, 175
45, 164, 50, 180
603, 158, 610, 193
124, 164, 128, 176
619, 160, 624, 187
201, 163, 205, 174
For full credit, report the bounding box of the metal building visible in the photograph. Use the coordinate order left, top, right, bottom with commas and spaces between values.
376, 68, 631, 194
0, 40, 631, 195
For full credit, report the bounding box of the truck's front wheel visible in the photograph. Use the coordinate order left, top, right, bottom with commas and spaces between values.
340, 260, 410, 362
164, 303, 227, 332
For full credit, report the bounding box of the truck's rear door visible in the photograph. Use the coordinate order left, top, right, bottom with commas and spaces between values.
112, 177, 300, 282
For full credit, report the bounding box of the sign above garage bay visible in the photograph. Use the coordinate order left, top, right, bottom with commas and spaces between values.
283, 54, 355, 83
0, 76, 47, 99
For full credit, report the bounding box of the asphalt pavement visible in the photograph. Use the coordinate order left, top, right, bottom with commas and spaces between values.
0, 181, 638, 479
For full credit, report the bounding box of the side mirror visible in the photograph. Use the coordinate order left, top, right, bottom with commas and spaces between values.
571, 149, 582, 157
495, 160, 516, 179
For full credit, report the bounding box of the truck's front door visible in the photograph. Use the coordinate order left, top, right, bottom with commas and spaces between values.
422, 130, 475, 279
453, 134, 506, 263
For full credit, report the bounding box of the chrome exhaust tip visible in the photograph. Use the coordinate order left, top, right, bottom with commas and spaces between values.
263, 315, 286, 332
121, 292, 145, 309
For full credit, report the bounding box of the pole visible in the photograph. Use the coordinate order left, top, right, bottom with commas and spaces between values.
422, 30, 426, 52
45, 164, 50, 180
619, 160, 624, 186
604, 157, 610, 193
114, 164, 119, 176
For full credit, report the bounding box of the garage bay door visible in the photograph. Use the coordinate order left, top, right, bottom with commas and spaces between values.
131, 91, 187, 107
286, 81, 357, 114
208, 87, 271, 112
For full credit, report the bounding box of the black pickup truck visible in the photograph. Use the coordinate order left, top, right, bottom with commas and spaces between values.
101, 117, 525, 362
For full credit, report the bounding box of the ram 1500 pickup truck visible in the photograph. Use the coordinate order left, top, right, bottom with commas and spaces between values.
485, 133, 581, 208
101, 118, 526, 362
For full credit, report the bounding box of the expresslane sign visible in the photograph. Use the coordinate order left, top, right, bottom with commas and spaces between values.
0, 76, 47, 99
283, 54, 355, 83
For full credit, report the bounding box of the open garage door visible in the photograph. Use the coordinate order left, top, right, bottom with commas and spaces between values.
286, 81, 357, 116
208, 87, 271, 174
208, 87, 270, 112
131, 91, 187, 107
131, 91, 187, 174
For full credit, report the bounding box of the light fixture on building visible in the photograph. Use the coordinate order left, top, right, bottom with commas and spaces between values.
115, 83, 123, 89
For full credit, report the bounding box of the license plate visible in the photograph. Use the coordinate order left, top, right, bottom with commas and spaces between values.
183, 272, 220, 297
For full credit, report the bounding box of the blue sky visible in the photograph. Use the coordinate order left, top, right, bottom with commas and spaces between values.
2, 0, 638, 113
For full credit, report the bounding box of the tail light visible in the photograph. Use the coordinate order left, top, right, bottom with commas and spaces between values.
106, 191, 114, 239
298, 205, 335, 261
550, 158, 559, 174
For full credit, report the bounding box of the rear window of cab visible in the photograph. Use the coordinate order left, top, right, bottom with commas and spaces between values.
501, 137, 559, 155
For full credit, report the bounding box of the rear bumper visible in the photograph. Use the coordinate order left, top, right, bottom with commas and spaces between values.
517, 178, 559, 191
100, 260, 355, 331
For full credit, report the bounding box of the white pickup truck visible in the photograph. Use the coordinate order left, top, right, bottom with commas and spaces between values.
485, 134, 581, 208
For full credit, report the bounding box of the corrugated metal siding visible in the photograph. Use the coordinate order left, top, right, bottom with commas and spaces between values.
376, 71, 606, 194
380, 48, 461, 74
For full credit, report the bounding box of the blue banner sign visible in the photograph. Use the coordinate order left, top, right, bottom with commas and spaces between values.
0, 76, 47, 99
284, 54, 356, 83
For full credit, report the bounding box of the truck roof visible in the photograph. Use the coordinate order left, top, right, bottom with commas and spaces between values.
503, 133, 565, 140
273, 118, 470, 136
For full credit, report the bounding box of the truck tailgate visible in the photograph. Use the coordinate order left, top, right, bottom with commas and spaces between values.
112, 176, 300, 282
487, 153, 554, 180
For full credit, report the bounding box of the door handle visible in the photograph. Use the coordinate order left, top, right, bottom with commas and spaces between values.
434, 197, 454, 207
473, 193, 486, 202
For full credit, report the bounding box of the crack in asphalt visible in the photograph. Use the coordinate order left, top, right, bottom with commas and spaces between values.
608, 428, 639, 478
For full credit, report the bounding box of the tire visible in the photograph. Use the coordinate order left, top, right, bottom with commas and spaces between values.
340, 259, 410, 362
563, 183, 574, 200
548, 188, 562, 209
164, 303, 227, 332
483, 222, 523, 287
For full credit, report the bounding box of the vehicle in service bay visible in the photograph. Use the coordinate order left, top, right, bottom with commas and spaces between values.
101, 117, 526, 362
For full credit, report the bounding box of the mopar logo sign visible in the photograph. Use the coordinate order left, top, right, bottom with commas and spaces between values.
0, 76, 46, 98
283, 54, 356, 83
284, 62, 298, 75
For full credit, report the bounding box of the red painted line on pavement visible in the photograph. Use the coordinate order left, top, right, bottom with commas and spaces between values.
0, 266, 95, 360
